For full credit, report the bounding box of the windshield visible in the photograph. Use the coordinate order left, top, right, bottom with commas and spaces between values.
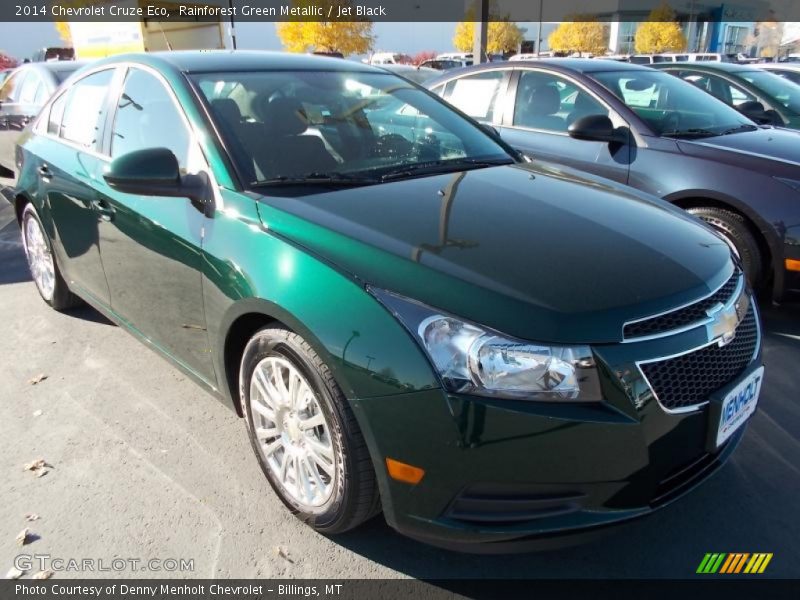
739, 69, 800, 115
592, 70, 754, 137
191, 70, 513, 186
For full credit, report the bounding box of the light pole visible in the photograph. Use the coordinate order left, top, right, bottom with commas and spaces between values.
472, 0, 489, 63
537, 0, 543, 56
228, 0, 237, 50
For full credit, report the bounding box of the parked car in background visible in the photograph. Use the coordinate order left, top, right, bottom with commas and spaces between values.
418, 58, 472, 70
754, 62, 800, 85
428, 59, 800, 298
368, 52, 413, 66
31, 47, 75, 62
629, 54, 689, 64
378, 64, 440, 84
0, 60, 85, 181
654, 62, 800, 129
13, 51, 764, 551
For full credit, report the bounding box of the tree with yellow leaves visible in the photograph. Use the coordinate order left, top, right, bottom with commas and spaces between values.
452, 0, 523, 54
276, 0, 374, 55
635, 3, 687, 54
453, 20, 524, 54
548, 18, 608, 56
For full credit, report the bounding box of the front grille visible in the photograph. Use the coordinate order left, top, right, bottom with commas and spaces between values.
624, 270, 740, 339
640, 305, 759, 411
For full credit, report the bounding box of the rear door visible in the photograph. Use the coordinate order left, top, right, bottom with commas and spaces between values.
94, 66, 215, 382
35, 68, 117, 306
498, 68, 632, 184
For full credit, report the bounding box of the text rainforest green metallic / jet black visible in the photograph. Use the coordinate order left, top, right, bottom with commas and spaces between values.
12, 51, 763, 552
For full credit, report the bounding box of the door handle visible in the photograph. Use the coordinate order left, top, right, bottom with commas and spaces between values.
37, 165, 51, 179
91, 198, 115, 222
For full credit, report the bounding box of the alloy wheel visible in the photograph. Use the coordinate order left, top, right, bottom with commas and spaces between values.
23, 212, 56, 301
249, 356, 336, 509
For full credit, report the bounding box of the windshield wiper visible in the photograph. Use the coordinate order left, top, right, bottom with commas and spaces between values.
661, 128, 719, 139
719, 124, 759, 135
251, 172, 380, 188
380, 158, 512, 182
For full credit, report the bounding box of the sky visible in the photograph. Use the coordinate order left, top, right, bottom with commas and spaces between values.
0, 21, 473, 60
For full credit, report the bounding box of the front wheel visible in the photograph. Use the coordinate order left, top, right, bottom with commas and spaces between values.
240, 326, 380, 533
687, 207, 763, 287
21, 203, 81, 310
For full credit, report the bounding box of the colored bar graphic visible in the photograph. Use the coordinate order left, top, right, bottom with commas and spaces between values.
697, 552, 772, 574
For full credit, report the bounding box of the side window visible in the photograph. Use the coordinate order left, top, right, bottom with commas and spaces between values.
18, 73, 41, 105
47, 92, 67, 136
111, 68, 191, 171
444, 70, 505, 121
0, 71, 24, 102
60, 69, 114, 150
514, 70, 609, 132
727, 83, 756, 107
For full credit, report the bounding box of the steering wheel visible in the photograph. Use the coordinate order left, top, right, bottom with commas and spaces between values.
370, 133, 414, 159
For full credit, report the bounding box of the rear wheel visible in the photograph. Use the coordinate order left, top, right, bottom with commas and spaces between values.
21, 203, 81, 310
240, 326, 380, 533
687, 206, 763, 286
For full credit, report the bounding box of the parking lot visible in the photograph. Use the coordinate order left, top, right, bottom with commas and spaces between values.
1, 198, 798, 579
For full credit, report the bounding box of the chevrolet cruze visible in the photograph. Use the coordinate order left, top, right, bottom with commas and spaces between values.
12, 52, 763, 551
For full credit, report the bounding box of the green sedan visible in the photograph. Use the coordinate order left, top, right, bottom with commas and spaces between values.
654, 62, 800, 129
12, 51, 764, 551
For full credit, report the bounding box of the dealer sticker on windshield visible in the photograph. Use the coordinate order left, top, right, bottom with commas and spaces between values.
716, 366, 764, 447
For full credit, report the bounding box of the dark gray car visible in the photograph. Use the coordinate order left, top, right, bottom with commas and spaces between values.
427, 60, 800, 301
0, 61, 85, 179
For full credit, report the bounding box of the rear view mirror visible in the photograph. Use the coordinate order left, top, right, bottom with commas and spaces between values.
103, 147, 209, 206
568, 114, 627, 144
624, 79, 654, 91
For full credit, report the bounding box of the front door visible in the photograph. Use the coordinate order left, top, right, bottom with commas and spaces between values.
498, 69, 632, 185
96, 66, 215, 383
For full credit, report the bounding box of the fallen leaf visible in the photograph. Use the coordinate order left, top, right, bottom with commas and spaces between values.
24, 513, 39, 522
274, 546, 294, 563
32, 410, 43, 417
28, 373, 48, 385
15, 528, 30, 546
5, 567, 24, 580
23, 459, 47, 471
33, 570, 53, 580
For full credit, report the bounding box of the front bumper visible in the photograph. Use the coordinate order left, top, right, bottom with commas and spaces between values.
352, 298, 762, 551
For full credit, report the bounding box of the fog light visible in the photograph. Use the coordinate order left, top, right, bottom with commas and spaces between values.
385, 458, 425, 484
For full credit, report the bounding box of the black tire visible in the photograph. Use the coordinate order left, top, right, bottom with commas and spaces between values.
20, 203, 82, 311
687, 206, 763, 286
240, 326, 380, 534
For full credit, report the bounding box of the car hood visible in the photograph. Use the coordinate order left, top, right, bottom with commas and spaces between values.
677, 126, 800, 167
254, 163, 733, 344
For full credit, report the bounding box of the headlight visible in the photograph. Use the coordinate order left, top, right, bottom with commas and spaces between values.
372, 289, 602, 402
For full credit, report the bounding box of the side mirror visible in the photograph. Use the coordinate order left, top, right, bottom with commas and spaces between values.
737, 100, 769, 123
568, 114, 627, 143
479, 122, 500, 138
103, 147, 209, 205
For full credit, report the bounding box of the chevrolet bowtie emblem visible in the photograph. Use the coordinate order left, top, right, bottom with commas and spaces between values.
706, 290, 747, 347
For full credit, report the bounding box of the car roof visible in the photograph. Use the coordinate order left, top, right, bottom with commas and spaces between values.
426, 58, 653, 86
653, 61, 760, 74
104, 50, 380, 74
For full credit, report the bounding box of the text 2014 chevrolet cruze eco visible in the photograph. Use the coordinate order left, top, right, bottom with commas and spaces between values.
13, 52, 763, 551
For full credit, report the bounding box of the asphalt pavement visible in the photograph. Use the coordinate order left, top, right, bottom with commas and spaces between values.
1, 199, 798, 579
